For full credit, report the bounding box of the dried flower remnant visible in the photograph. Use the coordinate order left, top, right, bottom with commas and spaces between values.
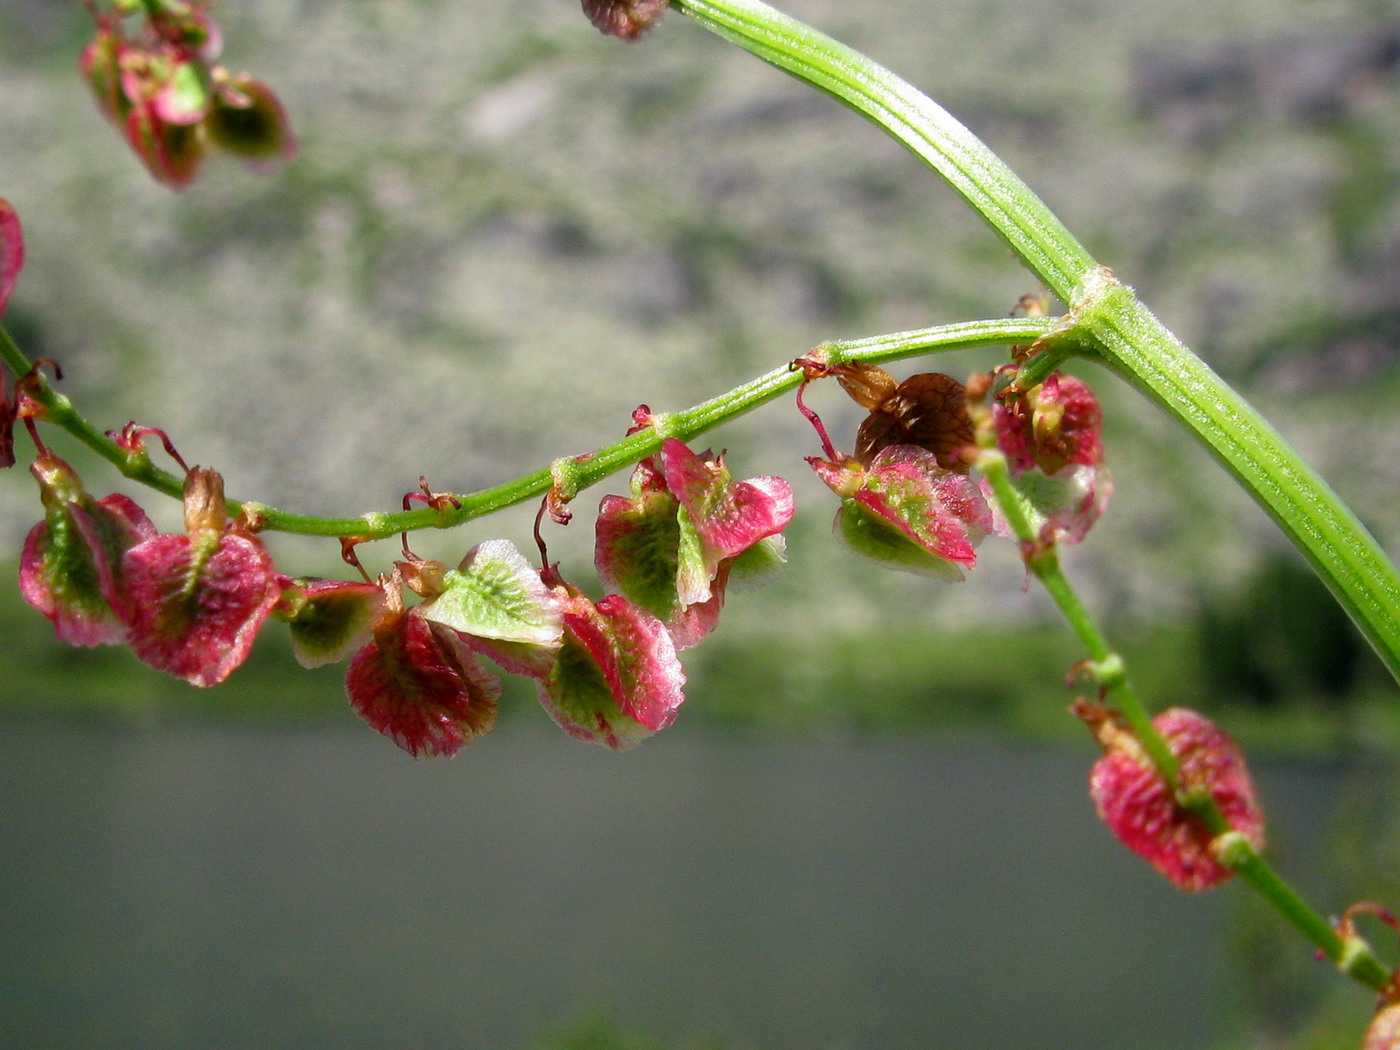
1081, 704, 1265, 891
581, 0, 668, 39
19, 452, 156, 645
843, 366, 975, 470
121, 467, 283, 686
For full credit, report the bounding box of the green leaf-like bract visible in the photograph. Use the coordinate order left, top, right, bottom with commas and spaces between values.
424, 539, 561, 646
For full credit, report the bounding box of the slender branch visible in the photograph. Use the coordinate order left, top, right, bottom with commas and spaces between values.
3, 317, 1048, 539
972, 424, 1392, 993
970, 417, 1179, 781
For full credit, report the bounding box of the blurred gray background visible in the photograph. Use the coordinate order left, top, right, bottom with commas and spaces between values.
1, 0, 1399, 1047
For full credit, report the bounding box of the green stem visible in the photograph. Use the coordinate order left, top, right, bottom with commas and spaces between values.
974, 429, 1390, 991
973, 430, 1178, 780
1, 326, 188, 498
1077, 284, 1400, 686
3, 317, 1048, 539
1229, 851, 1390, 990
674, 0, 1400, 683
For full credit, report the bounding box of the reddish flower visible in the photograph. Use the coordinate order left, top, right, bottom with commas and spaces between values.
165, 4, 223, 63
79, 6, 293, 189
346, 591, 502, 758
145, 53, 213, 126
581, 0, 668, 39
809, 445, 992, 580
121, 467, 282, 686
996, 370, 1103, 475
124, 100, 207, 188
280, 577, 388, 669
661, 439, 793, 566
0, 196, 22, 319
538, 582, 686, 751
204, 72, 296, 169
19, 452, 156, 646
1083, 705, 1265, 891
79, 23, 128, 126
989, 367, 1111, 546
595, 438, 792, 647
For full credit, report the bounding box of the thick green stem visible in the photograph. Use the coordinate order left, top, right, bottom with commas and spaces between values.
674, 0, 1400, 683
3, 317, 1047, 538
1075, 279, 1400, 684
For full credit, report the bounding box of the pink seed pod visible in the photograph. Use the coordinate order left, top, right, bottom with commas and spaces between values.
346, 604, 502, 758
809, 445, 992, 581
121, 468, 282, 687
595, 438, 792, 647
282, 578, 388, 670
537, 585, 686, 752
1086, 706, 1265, 891
205, 73, 296, 169
0, 196, 24, 318
19, 452, 157, 646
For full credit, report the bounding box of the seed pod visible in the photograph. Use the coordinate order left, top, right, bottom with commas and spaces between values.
347, 604, 501, 758
1087, 706, 1265, 891
852, 371, 974, 471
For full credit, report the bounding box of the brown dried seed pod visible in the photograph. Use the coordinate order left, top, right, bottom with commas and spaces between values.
854, 372, 974, 471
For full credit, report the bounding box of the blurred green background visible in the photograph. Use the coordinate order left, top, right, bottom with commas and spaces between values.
1, 0, 1399, 1047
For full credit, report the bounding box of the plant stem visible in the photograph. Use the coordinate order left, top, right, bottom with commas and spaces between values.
972, 429, 1178, 780
2, 317, 1047, 539
672, 0, 1400, 684
973, 428, 1391, 992
1077, 282, 1400, 686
